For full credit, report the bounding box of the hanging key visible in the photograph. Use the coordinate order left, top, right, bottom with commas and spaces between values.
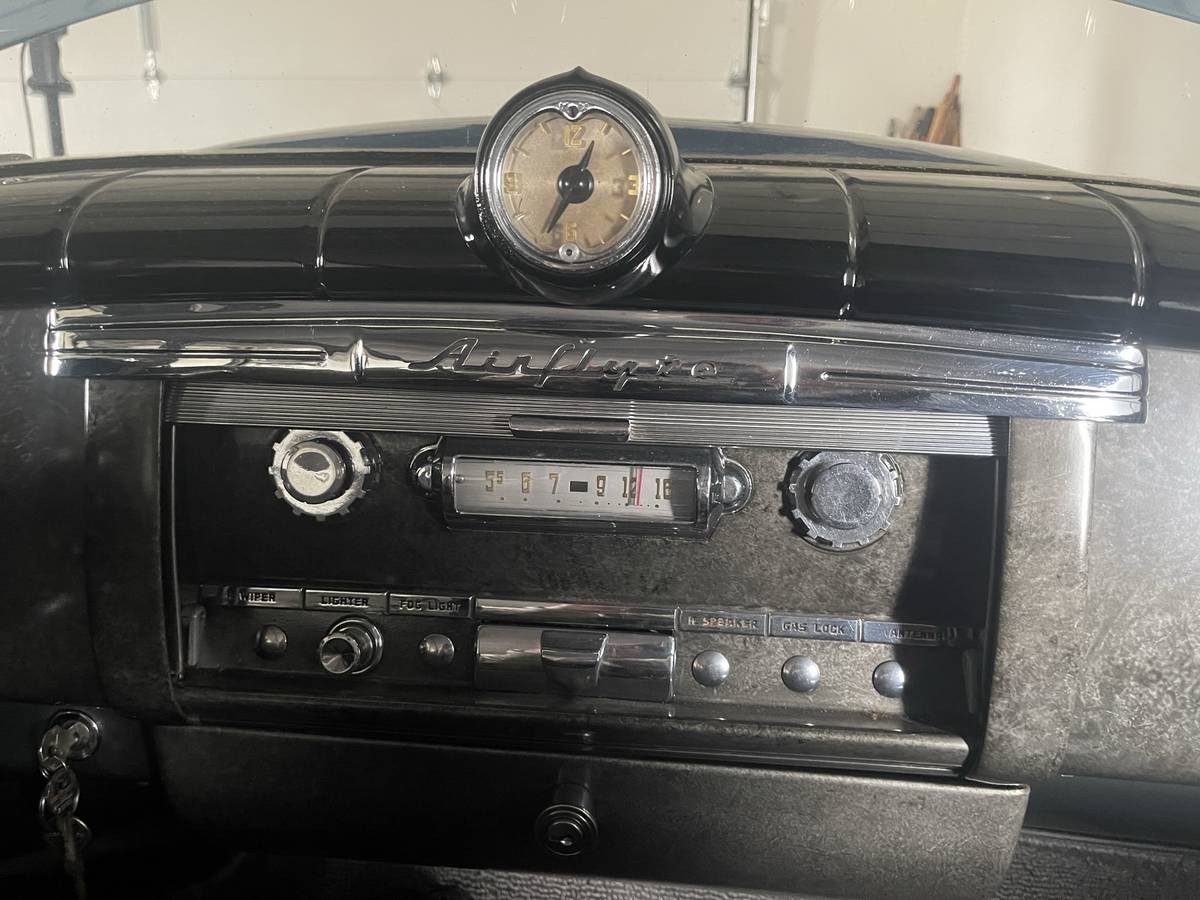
36, 712, 99, 900
48, 813, 90, 900
40, 764, 80, 820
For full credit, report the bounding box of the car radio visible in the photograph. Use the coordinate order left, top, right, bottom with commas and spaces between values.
172, 404, 999, 765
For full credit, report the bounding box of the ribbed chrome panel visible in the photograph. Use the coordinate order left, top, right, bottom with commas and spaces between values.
165, 382, 1007, 456
47, 300, 1146, 422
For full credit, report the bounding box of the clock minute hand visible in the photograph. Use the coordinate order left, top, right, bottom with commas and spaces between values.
543, 192, 571, 234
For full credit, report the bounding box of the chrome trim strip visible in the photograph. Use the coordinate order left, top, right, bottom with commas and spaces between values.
474, 598, 678, 632
46, 301, 1146, 422
508, 414, 631, 441
165, 382, 1009, 456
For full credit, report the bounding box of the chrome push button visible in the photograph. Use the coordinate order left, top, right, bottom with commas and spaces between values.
781, 656, 820, 693
691, 649, 730, 687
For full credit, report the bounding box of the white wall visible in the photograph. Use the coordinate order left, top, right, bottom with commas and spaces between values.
0, 0, 749, 157
756, 0, 1200, 187
3, 0, 1200, 189
958, 0, 1200, 186
762, 0, 967, 138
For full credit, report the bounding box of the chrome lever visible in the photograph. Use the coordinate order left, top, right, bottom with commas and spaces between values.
540, 629, 608, 693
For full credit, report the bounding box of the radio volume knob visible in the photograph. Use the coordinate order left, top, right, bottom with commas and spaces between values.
318, 617, 383, 675
282, 440, 348, 502
269, 430, 377, 520
784, 451, 902, 551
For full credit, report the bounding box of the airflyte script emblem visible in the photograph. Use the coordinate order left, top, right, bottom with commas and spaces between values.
407, 337, 722, 392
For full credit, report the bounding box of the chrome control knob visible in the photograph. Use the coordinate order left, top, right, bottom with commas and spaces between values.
281, 440, 348, 502
784, 451, 902, 551
318, 617, 383, 675
269, 430, 376, 520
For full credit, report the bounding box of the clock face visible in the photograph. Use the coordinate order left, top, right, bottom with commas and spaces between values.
486, 101, 659, 268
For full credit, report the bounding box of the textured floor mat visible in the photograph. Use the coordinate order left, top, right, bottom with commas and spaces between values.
996, 830, 1200, 900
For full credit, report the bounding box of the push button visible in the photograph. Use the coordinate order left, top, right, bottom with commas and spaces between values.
419, 633, 455, 668
872, 660, 906, 698
254, 624, 288, 659
781, 656, 820, 693
691, 649, 730, 687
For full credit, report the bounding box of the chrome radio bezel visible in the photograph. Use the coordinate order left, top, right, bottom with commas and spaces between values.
411, 438, 750, 539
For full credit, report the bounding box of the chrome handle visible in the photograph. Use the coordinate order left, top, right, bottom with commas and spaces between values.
540, 629, 608, 693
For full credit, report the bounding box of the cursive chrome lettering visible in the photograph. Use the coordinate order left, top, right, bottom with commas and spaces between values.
407, 339, 720, 392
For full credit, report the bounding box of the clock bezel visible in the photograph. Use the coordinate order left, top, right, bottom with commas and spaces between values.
482, 91, 663, 273
457, 68, 714, 304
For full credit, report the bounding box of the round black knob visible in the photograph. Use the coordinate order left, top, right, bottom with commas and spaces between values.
784, 451, 902, 551
534, 783, 598, 857
317, 618, 382, 675
255, 624, 289, 660
418, 633, 456, 669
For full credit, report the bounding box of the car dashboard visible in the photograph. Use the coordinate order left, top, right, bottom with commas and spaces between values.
2, 69, 1199, 900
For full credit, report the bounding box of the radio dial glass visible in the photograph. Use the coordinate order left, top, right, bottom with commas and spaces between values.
451, 457, 697, 524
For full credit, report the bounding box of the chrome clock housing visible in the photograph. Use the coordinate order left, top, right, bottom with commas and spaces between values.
482, 91, 663, 272
457, 68, 714, 304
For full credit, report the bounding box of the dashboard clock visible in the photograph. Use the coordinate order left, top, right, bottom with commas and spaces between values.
457, 68, 714, 303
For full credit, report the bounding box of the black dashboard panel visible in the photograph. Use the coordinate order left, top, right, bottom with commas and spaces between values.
0, 308, 101, 705
0, 151, 1196, 345
840, 172, 1137, 339
154, 725, 1028, 898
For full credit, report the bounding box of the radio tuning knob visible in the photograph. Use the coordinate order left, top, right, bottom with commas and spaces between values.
268, 430, 377, 520
318, 617, 383, 675
784, 451, 902, 551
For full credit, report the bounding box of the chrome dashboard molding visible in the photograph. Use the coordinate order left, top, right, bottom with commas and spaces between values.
164, 382, 1008, 456
474, 597, 678, 632
45, 300, 1147, 423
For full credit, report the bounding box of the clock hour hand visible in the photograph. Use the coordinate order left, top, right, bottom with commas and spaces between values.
544, 140, 596, 234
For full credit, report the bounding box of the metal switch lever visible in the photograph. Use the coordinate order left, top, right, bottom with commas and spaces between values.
540, 630, 608, 693
475, 624, 675, 701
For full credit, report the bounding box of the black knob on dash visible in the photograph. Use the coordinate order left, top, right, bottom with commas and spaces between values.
534, 782, 598, 857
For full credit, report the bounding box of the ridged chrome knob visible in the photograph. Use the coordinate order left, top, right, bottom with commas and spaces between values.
269, 430, 376, 520
280, 439, 348, 503
785, 451, 902, 551
318, 618, 383, 675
